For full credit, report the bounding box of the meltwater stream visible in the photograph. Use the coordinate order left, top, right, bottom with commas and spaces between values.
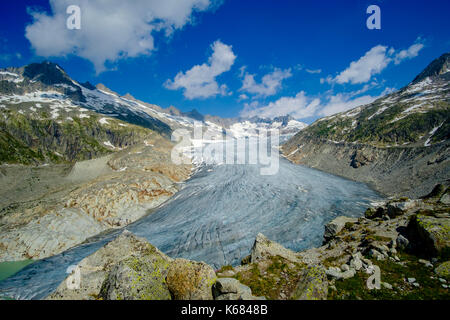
0, 157, 381, 299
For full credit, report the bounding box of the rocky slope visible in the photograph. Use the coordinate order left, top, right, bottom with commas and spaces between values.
0, 61, 193, 262
45, 184, 449, 300
282, 53, 450, 198
0, 139, 191, 262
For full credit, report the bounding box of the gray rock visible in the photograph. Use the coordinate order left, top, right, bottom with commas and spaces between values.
213, 278, 264, 300
349, 255, 363, 271
396, 235, 409, 251
408, 214, 450, 257
250, 233, 302, 263
387, 200, 418, 218
326, 267, 355, 280
341, 264, 350, 272
47, 231, 173, 300
99, 255, 171, 300
418, 259, 433, 268
381, 282, 393, 290
407, 277, 416, 283
323, 216, 357, 243
440, 192, 450, 205
166, 258, 217, 300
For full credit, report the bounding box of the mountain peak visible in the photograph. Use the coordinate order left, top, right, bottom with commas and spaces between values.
96, 83, 119, 96
412, 52, 450, 84
23, 61, 71, 86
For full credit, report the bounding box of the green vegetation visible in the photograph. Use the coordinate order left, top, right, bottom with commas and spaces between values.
233, 255, 306, 300
0, 106, 156, 165
328, 252, 450, 300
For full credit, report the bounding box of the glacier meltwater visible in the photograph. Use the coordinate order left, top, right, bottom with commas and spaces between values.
0, 155, 381, 299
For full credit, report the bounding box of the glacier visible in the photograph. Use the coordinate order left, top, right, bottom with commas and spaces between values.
0, 150, 381, 299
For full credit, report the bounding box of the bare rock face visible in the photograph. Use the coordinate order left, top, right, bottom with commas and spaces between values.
250, 233, 302, 264
47, 230, 173, 300
166, 258, 217, 300
0, 141, 192, 262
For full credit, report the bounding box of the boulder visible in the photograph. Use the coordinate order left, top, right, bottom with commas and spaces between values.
166, 258, 216, 300
386, 200, 418, 218
440, 192, 450, 205
250, 233, 302, 264
434, 261, 450, 280
212, 278, 264, 300
323, 216, 358, 243
99, 254, 172, 300
349, 254, 363, 271
396, 234, 410, 251
407, 214, 450, 258
364, 207, 384, 220
290, 265, 328, 300
325, 267, 355, 280
47, 230, 173, 300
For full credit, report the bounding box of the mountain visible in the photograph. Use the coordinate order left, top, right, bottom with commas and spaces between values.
0, 60, 308, 165
282, 53, 450, 198
0, 62, 173, 164
0, 61, 171, 138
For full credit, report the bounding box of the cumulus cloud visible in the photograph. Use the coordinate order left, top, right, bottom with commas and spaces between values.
239, 87, 392, 120
164, 40, 236, 99
333, 45, 391, 84
323, 40, 424, 85
240, 67, 292, 97
240, 91, 320, 119
25, 0, 219, 73
394, 43, 424, 64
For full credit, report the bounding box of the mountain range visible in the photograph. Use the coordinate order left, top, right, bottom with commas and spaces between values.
282, 53, 450, 198
0, 61, 307, 165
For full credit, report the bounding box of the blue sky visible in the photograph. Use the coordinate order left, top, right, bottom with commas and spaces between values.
0, 0, 449, 123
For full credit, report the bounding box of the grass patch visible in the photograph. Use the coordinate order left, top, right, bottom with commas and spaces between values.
329, 252, 450, 300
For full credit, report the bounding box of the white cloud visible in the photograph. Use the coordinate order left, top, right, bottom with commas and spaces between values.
240, 67, 292, 97
240, 91, 320, 119
324, 40, 424, 85
334, 45, 391, 84
238, 94, 249, 101
318, 93, 378, 117
305, 68, 322, 74
394, 43, 424, 64
25, 0, 219, 73
164, 40, 236, 99
239, 87, 391, 120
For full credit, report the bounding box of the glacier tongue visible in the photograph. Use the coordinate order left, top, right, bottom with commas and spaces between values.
0, 151, 380, 300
